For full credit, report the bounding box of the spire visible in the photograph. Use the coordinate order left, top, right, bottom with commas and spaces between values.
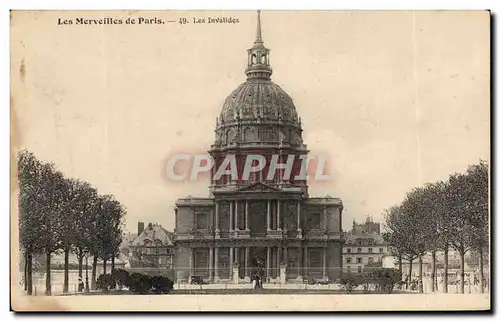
255, 10, 263, 44
245, 10, 272, 80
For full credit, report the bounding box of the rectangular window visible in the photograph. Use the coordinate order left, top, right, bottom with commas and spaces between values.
368, 257, 374, 264
357, 248, 362, 253
346, 257, 351, 264
308, 212, 321, 229
368, 248, 373, 253
357, 266, 362, 273
356, 258, 362, 264
347, 248, 351, 253
379, 248, 384, 253
309, 250, 322, 266
196, 213, 208, 230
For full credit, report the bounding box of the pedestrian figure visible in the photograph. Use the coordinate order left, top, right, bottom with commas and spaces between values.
78, 277, 84, 292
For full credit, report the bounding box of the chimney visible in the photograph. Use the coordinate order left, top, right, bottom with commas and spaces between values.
138, 221, 145, 235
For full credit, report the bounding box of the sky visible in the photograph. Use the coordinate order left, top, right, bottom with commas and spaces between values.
11, 10, 490, 234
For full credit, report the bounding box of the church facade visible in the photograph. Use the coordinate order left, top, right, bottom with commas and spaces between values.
173, 11, 344, 283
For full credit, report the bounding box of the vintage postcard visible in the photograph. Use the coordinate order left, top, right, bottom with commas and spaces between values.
11, 10, 490, 311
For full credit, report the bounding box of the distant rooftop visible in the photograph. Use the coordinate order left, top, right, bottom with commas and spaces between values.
131, 222, 173, 247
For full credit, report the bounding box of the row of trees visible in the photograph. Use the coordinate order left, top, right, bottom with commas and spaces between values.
384, 160, 489, 294
18, 150, 126, 295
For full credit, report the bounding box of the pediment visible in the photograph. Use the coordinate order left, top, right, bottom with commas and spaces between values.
237, 182, 280, 192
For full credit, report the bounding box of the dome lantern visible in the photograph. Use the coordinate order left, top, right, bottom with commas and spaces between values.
245, 10, 272, 80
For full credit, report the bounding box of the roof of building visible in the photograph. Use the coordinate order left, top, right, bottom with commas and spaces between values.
213, 11, 303, 147
344, 230, 386, 245
131, 223, 173, 247
219, 80, 299, 127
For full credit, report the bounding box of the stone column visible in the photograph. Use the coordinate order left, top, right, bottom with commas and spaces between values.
235, 200, 239, 231
214, 247, 220, 282
229, 247, 234, 272
322, 247, 327, 279
297, 246, 303, 283
277, 200, 281, 230
209, 247, 213, 282
284, 247, 288, 264
189, 248, 194, 276
229, 201, 233, 231
266, 247, 271, 279
323, 206, 327, 230
245, 200, 249, 231
267, 200, 271, 231
277, 247, 282, 266
235, 247, 239, 267
215, 201, 220, 233
244, 247, 250, 278
297, 201, 301, 230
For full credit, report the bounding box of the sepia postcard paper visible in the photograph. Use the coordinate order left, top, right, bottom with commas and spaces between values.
10, 10, 491, 312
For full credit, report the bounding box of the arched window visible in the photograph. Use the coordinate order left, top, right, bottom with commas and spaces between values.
252, 54, 257, 64
261, 54, 266, 64
226, 129, 234, 144
243, 127, 252, 141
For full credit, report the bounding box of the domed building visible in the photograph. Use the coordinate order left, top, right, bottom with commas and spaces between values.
174, 11, 344, 284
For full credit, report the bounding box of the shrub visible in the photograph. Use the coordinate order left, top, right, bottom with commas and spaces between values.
360, 268, 402, 294
339, 273, 361, 294
112, 269, 132, 290
149, 275, 174, 294
129, 273, 151, 294
96, 273, 114, 292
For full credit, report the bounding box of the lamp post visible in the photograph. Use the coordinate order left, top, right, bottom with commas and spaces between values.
85, 253, 89, 293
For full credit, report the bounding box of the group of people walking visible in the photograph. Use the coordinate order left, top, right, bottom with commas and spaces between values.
251, 273, 263, 289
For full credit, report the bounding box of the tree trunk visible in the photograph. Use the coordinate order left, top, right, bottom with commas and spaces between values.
24, 251, 28, 291
103, 258, 107, 274
78, 255, 83, 278
91, 255, 97, 290
63, 249, 69, 293
479, 247, 484, 293
431, 251, 436, 292
460, 249, 465, 294
408, 257, 414, 284
27, 252, 33, 295
444, 245, 449, 293
45, 251, 51, 296
418, 256, 423, 293
397, 254, 403, 289
111, 256, 115, 273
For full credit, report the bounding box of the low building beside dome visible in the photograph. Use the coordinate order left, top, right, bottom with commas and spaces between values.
343, 216, 388, 274
173, 11, 345, 284
123, 222, 175, 277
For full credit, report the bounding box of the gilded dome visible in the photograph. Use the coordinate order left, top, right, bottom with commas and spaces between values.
219, 79, 299, 126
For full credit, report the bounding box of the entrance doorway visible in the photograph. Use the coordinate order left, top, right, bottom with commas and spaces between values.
249, 247, 267, 280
